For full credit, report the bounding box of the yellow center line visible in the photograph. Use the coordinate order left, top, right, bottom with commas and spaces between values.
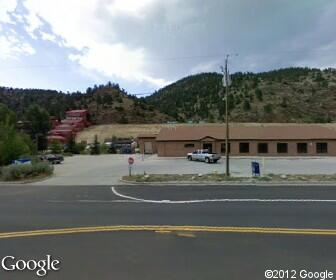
1, 225, 336, 239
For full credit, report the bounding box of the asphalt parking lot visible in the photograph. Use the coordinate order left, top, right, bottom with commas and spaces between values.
32, 154, 336, 186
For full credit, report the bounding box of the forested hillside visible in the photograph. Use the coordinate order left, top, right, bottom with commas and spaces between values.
146, 67, 336, 123
0, 83, 171, 124
1, 67, 336, 124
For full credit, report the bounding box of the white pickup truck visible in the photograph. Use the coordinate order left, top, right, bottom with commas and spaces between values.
187, 149, 221, 164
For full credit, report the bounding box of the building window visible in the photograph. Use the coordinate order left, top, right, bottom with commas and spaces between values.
258, 143, 268, 154
184, 143, 195, 148
297, 143, 308, 154
277, 143, 288, 154
316, 143, 328, 153
239, 143, 250, 153
221, 143, 231, 154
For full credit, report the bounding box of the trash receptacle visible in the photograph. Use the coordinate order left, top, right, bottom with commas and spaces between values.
251, 161, 260, 177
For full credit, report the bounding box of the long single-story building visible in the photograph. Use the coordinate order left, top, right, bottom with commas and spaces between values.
137, 124, 336, 157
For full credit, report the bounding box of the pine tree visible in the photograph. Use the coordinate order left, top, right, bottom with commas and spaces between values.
50, 140, 63, 154
90, 135, 100, 155
243, 100, 251, 111
255, 89, 263, 101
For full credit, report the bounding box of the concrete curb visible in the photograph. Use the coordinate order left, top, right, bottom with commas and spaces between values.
119, 179, 336, 187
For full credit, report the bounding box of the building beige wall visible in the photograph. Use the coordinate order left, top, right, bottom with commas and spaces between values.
156, 140, 336, 157
157, 141, 202, 157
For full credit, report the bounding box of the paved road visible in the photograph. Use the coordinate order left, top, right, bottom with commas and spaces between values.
1, 184, 336, 279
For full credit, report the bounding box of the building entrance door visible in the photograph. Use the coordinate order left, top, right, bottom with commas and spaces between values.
203, 143, 213, 153
144, 142, 153, 154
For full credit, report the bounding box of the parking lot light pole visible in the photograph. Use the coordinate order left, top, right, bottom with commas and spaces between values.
222, 55, 231, 176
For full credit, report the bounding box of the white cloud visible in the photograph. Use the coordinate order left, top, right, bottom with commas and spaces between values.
107, 0, 157, 18
23, 0, 102, 49
14, 0, 336, 90
71, 42, 145, 80
69, 42, 167, 87
0, 35, 35, 59
191, 60, 220, 75
0, 1, 36, 61
24, 11, 43, 39
0, 0, 17, 23
40, 31, 57, 43
22, 0, 170, 87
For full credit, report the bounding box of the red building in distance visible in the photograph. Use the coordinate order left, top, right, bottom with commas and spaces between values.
48, 110, 91, 144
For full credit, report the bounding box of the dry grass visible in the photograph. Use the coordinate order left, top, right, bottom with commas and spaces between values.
76, 124, 165, 143
76, 123, 336, 144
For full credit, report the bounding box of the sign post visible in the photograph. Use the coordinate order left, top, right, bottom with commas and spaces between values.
128, 157, 134, 177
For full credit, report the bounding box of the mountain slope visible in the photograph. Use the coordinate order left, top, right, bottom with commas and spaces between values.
146, 67, 336, 123
2, 67, 336, 125
0, 83, 172, 124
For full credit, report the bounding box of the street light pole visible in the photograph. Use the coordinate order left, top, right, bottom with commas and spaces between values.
221, 55, 230, 176
225, 56, 230, 176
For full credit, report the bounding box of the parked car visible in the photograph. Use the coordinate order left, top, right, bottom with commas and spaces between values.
40, 154, 64, 164
187, 149, 221, 164
12, 158, 32, 165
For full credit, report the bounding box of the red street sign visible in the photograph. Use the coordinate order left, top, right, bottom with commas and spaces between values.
128, 157, 134, 165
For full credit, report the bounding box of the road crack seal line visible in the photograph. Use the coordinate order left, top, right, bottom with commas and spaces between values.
111, 187, 336, 204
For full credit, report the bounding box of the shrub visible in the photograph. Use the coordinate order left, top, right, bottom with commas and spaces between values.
255, 89, 263, 101
90, 135, 101, 155
0, 162, 53, 181
0, 125, 31, 166
263, 103, 273, 114
64, 137, 85, 154
280, 97, 288, 108
100, 144, 109, 154
243, 99, 251, 111
50, 140, 63, 154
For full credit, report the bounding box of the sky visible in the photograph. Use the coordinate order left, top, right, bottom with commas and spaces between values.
0, 0, 335, 95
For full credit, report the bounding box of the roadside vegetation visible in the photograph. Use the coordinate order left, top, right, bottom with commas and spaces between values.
0, 104, 35, 166
122, 173, 336, 183
0, 103, 54, 182
0, 162, 53, 182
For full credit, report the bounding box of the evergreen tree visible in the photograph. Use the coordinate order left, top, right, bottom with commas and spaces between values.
255, 89, 263, 101
50, 140, 63, 154
90, 135, 100, 155
243, 100, 251, 111
264, 104, 273, 114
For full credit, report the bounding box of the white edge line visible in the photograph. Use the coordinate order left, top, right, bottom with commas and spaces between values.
46, 200, 140, 204
110, 187, 336, 204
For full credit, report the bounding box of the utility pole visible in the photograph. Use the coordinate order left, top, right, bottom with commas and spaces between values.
221, 55, 231, 176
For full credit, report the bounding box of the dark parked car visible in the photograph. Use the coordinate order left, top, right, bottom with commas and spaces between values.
40, 154, 64, 164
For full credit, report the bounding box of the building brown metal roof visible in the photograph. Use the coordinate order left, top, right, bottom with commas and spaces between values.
137, 133, 158, 138
155, 125, 336, 141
